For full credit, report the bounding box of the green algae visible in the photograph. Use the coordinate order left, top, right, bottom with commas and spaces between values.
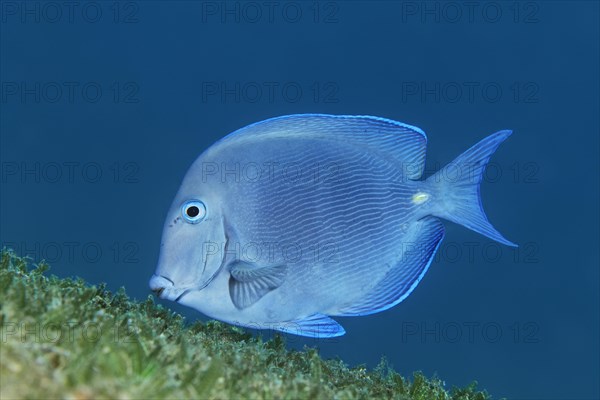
0, 249, 491, 399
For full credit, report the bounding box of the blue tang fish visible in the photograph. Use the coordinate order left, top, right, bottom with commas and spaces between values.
149, 114, 516, 338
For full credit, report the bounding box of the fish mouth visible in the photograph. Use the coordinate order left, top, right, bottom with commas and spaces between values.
149, 274, 174, 293
156, 249, 224, 303
149, 274, 185, 301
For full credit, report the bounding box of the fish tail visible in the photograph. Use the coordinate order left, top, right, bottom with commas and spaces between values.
426, 130, 517, 247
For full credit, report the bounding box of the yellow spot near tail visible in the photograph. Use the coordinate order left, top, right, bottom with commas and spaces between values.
412, 192, 430, 205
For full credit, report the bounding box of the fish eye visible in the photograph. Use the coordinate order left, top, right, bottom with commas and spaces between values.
181, 200, 207, 224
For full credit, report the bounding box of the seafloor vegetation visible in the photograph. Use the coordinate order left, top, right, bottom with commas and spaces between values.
0, 249, 490, 399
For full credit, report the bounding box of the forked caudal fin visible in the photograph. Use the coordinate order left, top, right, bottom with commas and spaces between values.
426, 130, 517, 247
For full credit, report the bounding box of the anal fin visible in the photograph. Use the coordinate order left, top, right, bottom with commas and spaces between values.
335, 216, 445, 316
274, 314, 345, 338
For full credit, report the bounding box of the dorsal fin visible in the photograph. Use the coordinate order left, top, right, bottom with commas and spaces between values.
214, 114, 428, 179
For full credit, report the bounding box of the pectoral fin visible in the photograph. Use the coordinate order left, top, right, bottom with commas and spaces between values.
228, 261, 287, 309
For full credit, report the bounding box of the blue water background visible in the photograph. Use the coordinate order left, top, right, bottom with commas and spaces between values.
1, 2, 598, 398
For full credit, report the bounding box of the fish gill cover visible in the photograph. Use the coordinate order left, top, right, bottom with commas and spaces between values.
0, 249, 490, 399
